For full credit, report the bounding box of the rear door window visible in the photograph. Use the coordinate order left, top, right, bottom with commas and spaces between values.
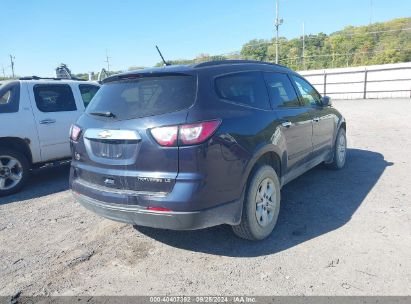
34, 84, 77, 112
215, 71, 270, 110
264, 72, 300, 108
79, 84, 100, 108
86, 75, 196, 120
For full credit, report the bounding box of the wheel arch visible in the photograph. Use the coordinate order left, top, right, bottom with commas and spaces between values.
242, 145, 284, 188
0, 137, 33, 165
340, 120, 346, 131
334, 117, 347, 146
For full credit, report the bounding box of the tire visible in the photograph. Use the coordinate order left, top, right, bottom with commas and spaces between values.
326, 128, 347, 170
232, 165, 281, 241
0, 148, 30, 197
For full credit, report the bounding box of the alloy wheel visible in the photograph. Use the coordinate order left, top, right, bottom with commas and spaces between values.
337, 133, 346, 164
0, 156, 23, 190
255, 177, 277, 227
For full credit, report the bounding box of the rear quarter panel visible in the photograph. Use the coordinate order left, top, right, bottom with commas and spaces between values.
182, 69, 288, 207
0, 82, 41, 163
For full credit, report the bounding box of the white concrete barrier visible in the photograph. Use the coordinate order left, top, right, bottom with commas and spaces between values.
298, 62, 411, 99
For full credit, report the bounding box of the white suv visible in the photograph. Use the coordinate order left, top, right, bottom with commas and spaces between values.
0, 77, 100, 196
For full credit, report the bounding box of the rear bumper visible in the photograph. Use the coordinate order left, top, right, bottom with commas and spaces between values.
73, 191, 242, 230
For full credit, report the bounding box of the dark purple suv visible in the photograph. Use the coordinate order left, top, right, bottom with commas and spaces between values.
69, 60, 347, 240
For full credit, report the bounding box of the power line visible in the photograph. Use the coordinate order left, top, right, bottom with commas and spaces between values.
239, 27, 411, 50
208, 45, 411, 64
278, 47, 411, 63
181, 46, 411, 67
327, 27, 411, 37
163, 23, 411, 67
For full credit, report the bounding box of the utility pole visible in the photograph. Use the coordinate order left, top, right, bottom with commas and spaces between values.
9, 55, 15, 78
369, 0, 373, 25
1, 66, 5, 78
302, 22, 306, 70
274, 0, 283, 64
104, 50, 111, 72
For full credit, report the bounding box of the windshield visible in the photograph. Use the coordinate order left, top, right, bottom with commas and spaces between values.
86, 75, 196, 120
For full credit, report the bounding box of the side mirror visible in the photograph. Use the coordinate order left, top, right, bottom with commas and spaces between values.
322, 96, 332, 107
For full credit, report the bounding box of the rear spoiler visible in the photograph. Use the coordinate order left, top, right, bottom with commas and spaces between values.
102, 72, 192, 84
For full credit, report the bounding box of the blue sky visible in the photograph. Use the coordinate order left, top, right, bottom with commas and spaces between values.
1, 0, 410, 76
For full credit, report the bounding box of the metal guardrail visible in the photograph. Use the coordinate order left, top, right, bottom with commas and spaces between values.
302, 66, 411, 98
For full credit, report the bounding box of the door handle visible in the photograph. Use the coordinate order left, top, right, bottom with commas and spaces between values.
39, 119, 56, 125
281, 121, 292, 128
313, 117, 320, 122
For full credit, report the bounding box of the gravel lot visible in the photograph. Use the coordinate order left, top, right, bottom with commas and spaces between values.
1, 99, 410, 296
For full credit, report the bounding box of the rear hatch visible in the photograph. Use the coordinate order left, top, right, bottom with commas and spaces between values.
72, 73, 196, 201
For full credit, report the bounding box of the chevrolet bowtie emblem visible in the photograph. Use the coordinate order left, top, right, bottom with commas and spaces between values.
99, 130, 112, 139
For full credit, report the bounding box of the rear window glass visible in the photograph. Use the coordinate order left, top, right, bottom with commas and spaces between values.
215, 72, 270, 110
86, 75, 197, 120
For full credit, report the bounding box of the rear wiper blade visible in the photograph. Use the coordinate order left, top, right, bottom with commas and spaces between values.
89, 111, 116, 118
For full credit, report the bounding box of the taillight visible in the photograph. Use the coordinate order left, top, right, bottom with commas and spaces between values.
70, 124, 82, 141
150, 120, 221, 147
150, 126, 178, 147
179, 121, 221, 145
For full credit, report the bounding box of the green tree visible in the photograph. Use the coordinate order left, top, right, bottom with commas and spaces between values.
115, 17, 411, 71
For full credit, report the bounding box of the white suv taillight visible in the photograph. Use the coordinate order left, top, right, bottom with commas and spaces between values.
150, 120, 221, 147
70, 124, 82, 141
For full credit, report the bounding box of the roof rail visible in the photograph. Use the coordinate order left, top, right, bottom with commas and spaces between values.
193, 60, 288, 69
19, 76, 86, 81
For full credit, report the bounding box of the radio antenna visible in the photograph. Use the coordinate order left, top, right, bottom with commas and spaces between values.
156, 45, 170, 66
